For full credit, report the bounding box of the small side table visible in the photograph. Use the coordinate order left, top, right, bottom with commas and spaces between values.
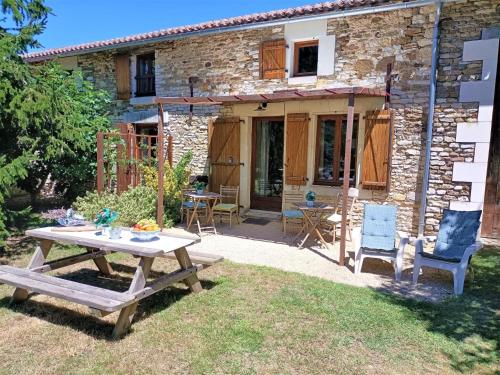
184, 192, 222, 235
293, 202, 336, 249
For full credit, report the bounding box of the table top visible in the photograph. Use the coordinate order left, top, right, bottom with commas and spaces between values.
293, 201, 336, 211
25, 227, 199, 257
184, 191, 222, 199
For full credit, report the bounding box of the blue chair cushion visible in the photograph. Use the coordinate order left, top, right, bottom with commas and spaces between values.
433, 209, 481, 261
361, 204, 397, 251
182, 201, 206, 209
283, 210, 304, 219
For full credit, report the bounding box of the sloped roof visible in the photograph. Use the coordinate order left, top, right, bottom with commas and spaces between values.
25, 0, 393, 62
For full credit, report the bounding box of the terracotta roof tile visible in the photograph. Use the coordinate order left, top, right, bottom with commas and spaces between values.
24, 0, 392, 61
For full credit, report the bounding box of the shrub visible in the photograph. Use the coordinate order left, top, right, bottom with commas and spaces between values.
74, 185, 157, 227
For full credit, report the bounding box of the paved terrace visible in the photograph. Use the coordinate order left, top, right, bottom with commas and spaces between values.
165, 219, 496, 303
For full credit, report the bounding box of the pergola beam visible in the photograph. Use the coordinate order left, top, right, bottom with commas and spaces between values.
340, 93, 355, 266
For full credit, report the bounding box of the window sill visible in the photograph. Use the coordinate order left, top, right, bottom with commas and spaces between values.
130, 96, 156, 106
287, 76, 317, 85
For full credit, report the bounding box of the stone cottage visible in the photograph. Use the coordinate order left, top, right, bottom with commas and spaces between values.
25, 0, 500, 238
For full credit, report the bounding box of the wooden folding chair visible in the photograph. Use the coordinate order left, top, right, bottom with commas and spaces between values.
213, 185, 240, 228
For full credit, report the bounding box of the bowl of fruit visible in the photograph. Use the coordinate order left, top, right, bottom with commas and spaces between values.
130, 219, 160, 241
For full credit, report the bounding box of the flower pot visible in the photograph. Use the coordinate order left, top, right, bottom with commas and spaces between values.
109, 227, 122, 240
306, 200, 314, 207
196, 189, 204, 195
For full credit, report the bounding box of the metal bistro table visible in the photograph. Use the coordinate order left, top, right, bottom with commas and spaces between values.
293, 201, 336, 249
184, 191, 222, 235
0, 227, 223, 338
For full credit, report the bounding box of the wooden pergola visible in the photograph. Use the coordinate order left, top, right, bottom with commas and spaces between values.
154, 86, 388, 265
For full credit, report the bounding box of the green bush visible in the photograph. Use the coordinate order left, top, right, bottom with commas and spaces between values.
74, 185, 157, 227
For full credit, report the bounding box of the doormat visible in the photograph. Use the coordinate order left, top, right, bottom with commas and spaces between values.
243, 217, 271, 226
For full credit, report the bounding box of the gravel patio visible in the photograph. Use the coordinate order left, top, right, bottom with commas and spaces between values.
165, 218, 493, 302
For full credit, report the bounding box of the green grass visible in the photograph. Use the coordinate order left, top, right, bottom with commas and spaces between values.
0, 240, 498, 375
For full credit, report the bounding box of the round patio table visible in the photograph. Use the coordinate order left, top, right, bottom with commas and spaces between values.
184, 191, 222, 235
293, 201, 336, 249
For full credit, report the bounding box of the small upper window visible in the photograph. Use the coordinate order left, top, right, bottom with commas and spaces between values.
136, 53, 155, 97
293, 40, 319, 77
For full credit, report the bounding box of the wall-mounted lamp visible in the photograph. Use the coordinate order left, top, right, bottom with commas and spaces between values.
255, 102, 268, 111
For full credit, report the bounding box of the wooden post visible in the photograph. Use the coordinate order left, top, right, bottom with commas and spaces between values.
97, 132, 104, 193
340, 94, 355, 266
157, 104, 165, 229
167, 134, 173, 167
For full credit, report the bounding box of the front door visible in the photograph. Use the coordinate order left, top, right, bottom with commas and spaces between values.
251, 117, 284, 211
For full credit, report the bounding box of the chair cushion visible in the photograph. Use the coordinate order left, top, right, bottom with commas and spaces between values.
283, 209, 304, 219
361, 247, 397, 256
182, 201, 206, 209
420, 251, 461, 263
433, 209, 481, 261
326, 213, 342, 223
213, 203, 237, 212
361, 204, 397, 251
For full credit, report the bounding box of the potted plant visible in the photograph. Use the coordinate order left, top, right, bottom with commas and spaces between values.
193, 181, 205, 195
94, 208, 118, 236
305, 191, 316, 207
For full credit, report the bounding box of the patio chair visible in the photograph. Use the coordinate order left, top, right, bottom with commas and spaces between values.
282, 191, 305, 235
352, 204, 409, 281
325, 188, 358, 243
180, 188, 207, 223
412, 209, 483, 295
213, 185, 240, 228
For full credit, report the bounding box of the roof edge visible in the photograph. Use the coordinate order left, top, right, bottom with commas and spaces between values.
24, 0, 442, 62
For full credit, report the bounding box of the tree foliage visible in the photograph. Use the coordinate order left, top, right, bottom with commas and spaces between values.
0, 0, 112, 245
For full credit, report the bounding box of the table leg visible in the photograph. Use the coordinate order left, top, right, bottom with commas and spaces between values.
11, 239, 54, 303
207, 198, 218, 235
174, 247, 202, 293
186, 202, 198, 231
113, 256, 154, 338
86, 247, 113, 276
297, 214, 316, 249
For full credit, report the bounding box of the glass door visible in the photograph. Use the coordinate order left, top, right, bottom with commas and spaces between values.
251, 117, 284, 211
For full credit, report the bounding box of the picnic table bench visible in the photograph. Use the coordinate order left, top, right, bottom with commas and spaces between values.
0, 227, 223, 338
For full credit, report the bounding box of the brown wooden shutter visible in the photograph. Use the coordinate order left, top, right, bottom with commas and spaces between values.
285, 113, 309, 185
115, 54, 130, 100
209, 117, 241, 193
362, 109, 393, 189
260, 39, 286, 79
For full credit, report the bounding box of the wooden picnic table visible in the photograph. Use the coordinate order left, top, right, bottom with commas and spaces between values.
184, 191, 222, 235
0, 227, 223, 338
293, 202, 336, 249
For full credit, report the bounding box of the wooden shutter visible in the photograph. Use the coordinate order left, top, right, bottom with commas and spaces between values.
362, 110, 393, 189
209, 117, 241, 193
115, 54, 130, 100
285, 113, 309, 185
260, 39, 286, 79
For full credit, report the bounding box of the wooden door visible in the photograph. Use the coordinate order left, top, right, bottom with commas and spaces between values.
482, 78, 500, 237
209, 117, 241, 194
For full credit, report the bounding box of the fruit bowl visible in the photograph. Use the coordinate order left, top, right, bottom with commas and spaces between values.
130, 229, 160, 241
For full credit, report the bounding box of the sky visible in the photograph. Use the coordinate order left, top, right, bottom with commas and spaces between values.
33, 0, 315, 51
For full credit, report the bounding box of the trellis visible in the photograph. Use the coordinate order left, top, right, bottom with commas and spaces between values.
96, 105, 170, 228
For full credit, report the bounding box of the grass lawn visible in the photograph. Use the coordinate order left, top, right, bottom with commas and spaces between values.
0, 239, 498, 375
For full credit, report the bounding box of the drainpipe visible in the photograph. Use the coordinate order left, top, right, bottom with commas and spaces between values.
418, 1, 443, 237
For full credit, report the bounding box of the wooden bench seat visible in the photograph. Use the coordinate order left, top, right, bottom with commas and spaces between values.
161, 250, 224, 267
0, 265, 134, 312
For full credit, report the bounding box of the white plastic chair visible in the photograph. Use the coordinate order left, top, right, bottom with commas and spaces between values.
412, 209, 483, 296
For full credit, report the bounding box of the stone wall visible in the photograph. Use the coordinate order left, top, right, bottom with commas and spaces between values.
71, 0, 500, 234
425, 0, 500, 233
